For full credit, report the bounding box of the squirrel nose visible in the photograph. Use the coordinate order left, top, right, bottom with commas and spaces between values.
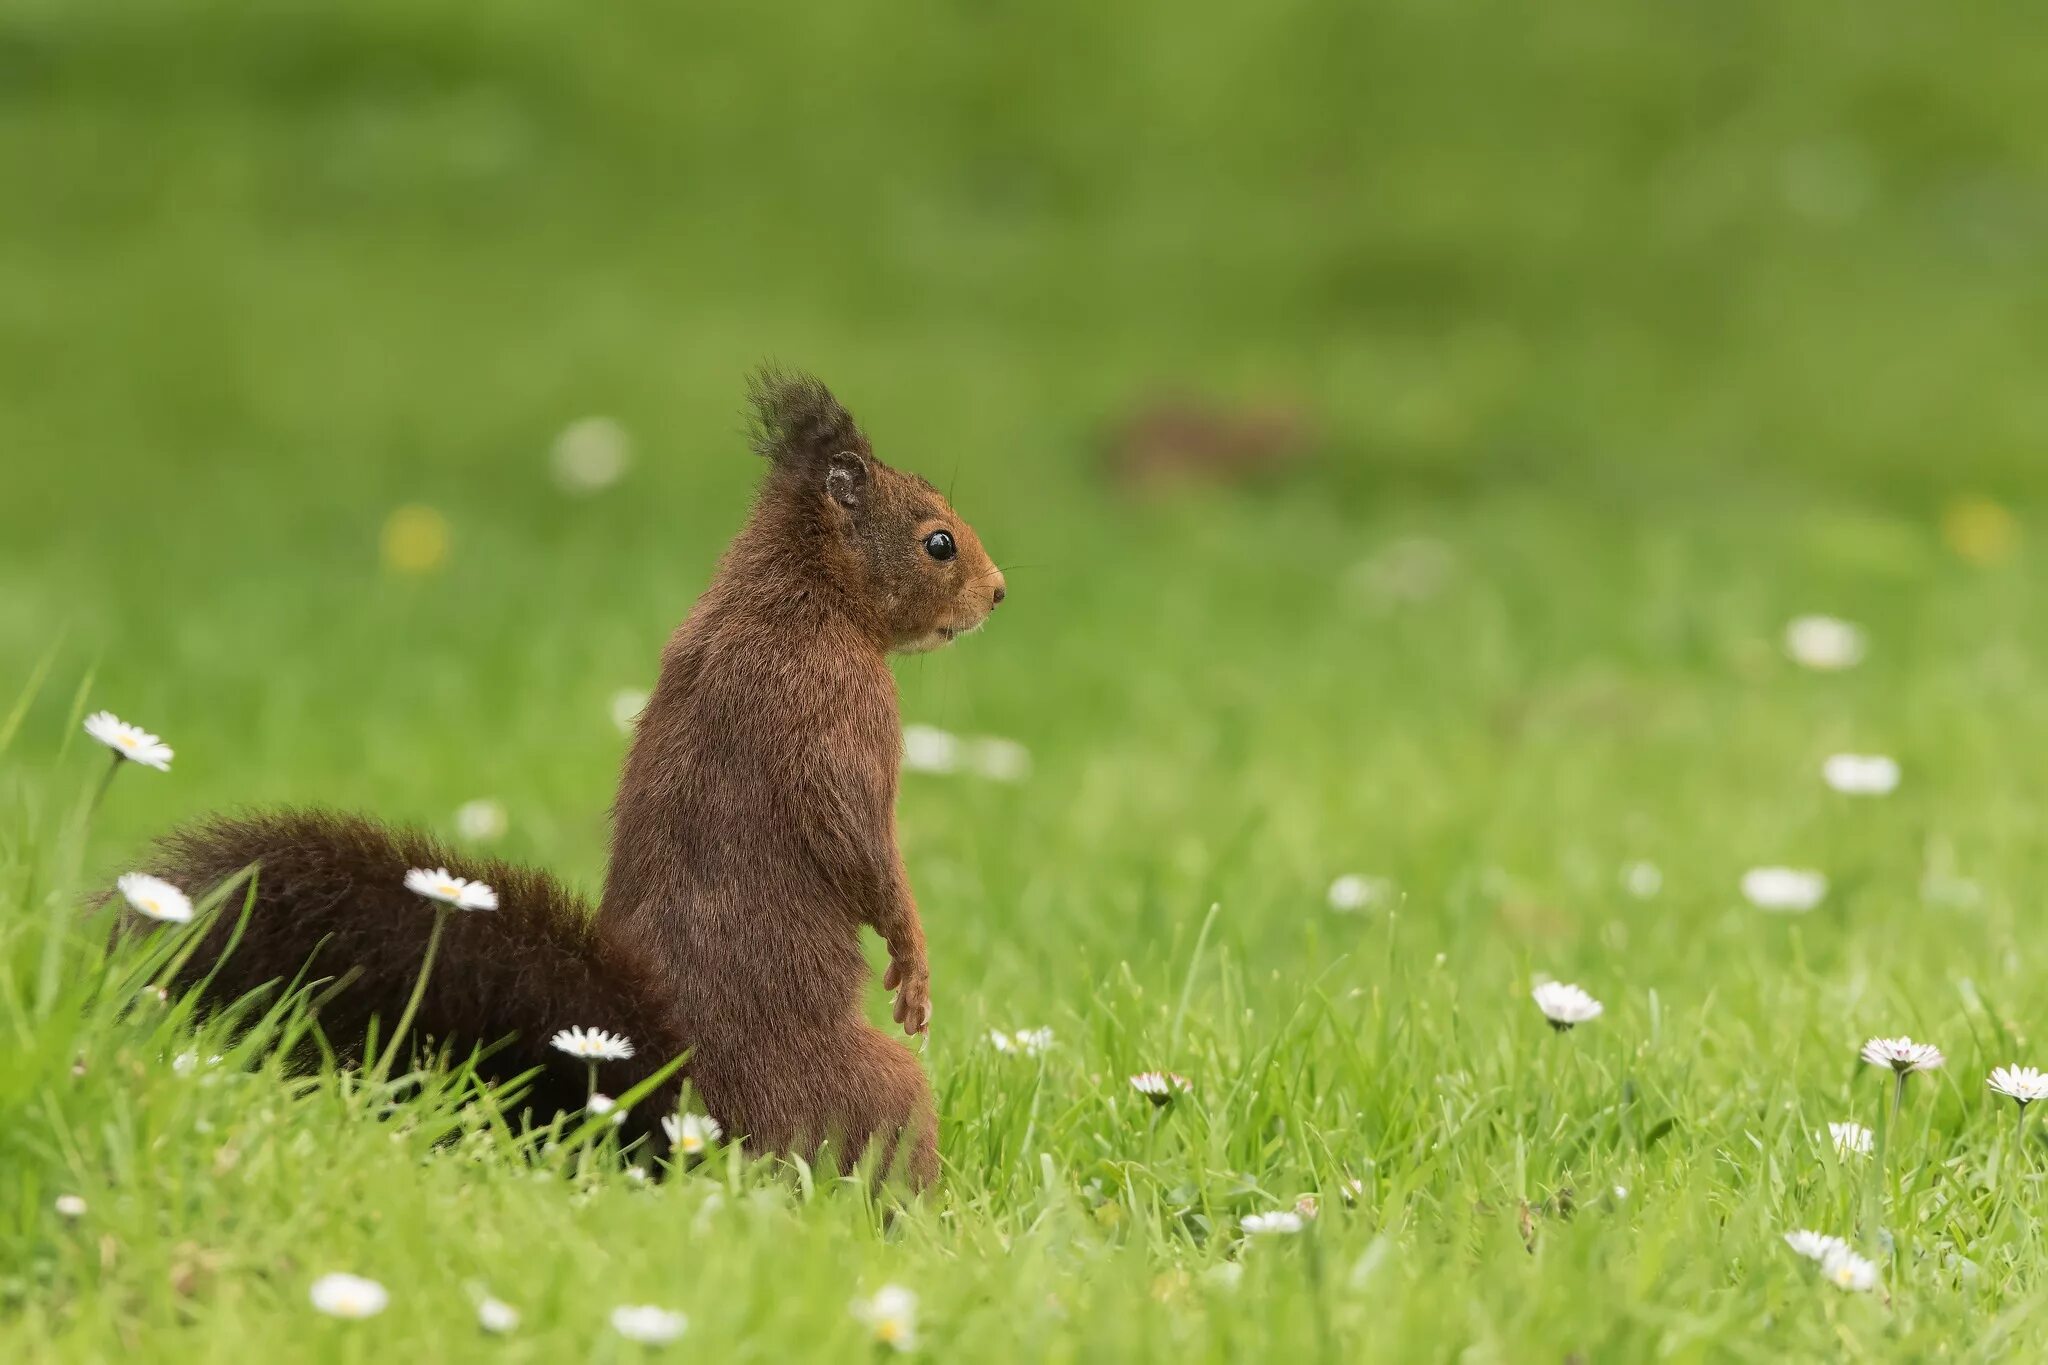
990, 575, 1007, 607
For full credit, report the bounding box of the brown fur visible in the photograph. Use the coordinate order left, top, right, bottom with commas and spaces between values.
604, 369, 1003, 1186
144, 810, 687, 1151
126, 371, 1003, 1189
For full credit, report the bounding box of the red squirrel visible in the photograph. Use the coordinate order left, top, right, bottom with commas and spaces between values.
134, 371, 1004, 1187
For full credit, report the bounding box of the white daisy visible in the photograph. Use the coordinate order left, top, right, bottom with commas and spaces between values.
901, 723, 961, 775
309, 1273, 389, 1319
1742, 867, 1828, 913
611, 688, 650, 734
1823, 754, 1901, 797
1826, 1122, 1874, 1157
1821, 1247, 1879, 1293
551, 1026, 635, 1061
54, 1194, 87, 1219
610, 1305, 687, 1345
852, 1285, 919, 1353
1621, 861, 1663, 899
404, 867, 498, 911
989, 1027, 1054, 1057
1327, 873, 1395, 912
116, 873, 193, 924
1988, 1064, 2048, 1107
1201, 1261, 1245, 1292
455, 798, 508, 842
1861, 1036, 1944, 1075
970, 736, 1032, 782
1531, 981, 1603, 1031
83, 711, 173, 771
1784, 615, 1867, 671
1130, 1071, 1193, 1105
1241, 1211, 1305, 1236
476, 1296, 520, 1333
661, 1112, 722, 1157
1327, 874, 1370, 911
586, 1093, 625, 1124
551, 415, 633, 493
1784, 1229, 1850, 1263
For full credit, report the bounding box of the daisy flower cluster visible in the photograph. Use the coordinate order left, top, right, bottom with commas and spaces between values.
304, 1273, 700, 1347
1783, 1232, 1879, 1293
989, 1026, 1055, 1057
900, 723, 1032, 782
1729, 615, 1906, 920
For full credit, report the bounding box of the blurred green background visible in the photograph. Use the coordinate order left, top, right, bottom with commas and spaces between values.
2, 0, 2045, 944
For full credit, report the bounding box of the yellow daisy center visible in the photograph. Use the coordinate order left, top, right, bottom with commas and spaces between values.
877, 1319, 906, 1343
119, 735, 137, 749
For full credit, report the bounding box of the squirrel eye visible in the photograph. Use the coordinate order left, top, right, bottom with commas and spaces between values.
922, 530, 957, 562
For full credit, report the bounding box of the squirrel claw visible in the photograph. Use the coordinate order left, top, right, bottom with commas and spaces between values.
889, 971, 930, 1037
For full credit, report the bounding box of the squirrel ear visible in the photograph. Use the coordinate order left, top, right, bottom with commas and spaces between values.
824, 450, 867, 511
747, 367, 868, 470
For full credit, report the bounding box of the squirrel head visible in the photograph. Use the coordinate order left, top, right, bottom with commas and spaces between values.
748, 369, 1005, 653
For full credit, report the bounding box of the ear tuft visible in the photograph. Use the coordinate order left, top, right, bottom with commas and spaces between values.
747, 367, 868, 468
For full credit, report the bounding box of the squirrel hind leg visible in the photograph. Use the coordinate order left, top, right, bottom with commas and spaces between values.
859, 1030, 940, 1190
758, 1025, 937, 1191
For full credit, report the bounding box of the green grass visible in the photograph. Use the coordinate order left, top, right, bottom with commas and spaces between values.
7, 1, 2048, 1359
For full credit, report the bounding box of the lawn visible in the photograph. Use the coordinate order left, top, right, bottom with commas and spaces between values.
5, 2, 2048, 1360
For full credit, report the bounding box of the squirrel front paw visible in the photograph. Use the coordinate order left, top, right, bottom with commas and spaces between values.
883, 956, 932, 1036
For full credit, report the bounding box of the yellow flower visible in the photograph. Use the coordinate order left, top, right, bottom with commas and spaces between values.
1941, 495, 2018, 567
380, 504, 451, 574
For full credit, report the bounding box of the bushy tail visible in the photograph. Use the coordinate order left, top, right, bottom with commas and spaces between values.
131, 809, 686, 1145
